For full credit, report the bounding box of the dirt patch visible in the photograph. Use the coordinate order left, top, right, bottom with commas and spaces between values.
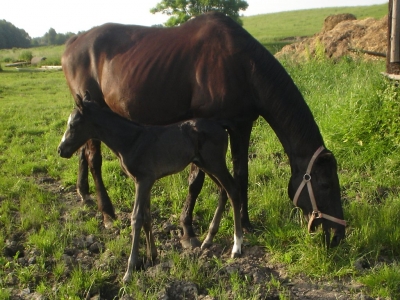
3, 177, 374, 299
275, 14, 388, 61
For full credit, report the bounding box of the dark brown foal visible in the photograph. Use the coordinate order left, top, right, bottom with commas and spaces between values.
58, 93, 243, 283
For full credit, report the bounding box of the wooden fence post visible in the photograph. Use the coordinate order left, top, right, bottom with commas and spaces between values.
387, 0, 400, 74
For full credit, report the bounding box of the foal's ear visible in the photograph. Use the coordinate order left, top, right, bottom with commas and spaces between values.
83, 90, 92, 101
75, 94, 84, 111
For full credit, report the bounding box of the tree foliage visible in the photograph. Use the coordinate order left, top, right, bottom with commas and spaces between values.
0, 20, 31, 49
150, 0, 248, 27
30, 28, 75, 47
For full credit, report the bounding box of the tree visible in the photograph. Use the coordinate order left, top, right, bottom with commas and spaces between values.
150, 0, 248, 27
0, 20, 31, 49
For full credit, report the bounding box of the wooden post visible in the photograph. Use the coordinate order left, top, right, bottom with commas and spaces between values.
387, 0, 400, 74
391, 0, 400, 62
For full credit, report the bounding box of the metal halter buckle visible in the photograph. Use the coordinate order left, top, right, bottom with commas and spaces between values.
303, 173, 311, 182
312, 211, 322, 219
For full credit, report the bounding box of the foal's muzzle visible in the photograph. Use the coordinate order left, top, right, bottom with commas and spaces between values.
58, 145, 72, 158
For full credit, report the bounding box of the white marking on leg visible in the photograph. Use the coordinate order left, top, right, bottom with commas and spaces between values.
232, 233, 242, 255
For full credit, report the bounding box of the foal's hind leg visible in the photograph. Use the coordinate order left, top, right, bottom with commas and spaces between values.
84, 139, 116, 228
180, 164, 204, 249
201, 176, 228, 249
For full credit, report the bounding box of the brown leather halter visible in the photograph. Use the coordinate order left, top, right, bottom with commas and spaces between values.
292, 146, 347, 232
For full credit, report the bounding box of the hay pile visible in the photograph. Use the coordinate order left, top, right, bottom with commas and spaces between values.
275, 13, 388, 61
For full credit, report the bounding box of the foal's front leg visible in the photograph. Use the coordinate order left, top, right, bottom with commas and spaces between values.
123, 179, 154, 283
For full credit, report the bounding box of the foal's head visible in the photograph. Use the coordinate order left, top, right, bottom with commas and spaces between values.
58, 93, 95, 158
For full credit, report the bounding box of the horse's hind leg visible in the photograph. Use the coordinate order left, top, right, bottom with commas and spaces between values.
85, 139, 116, 228
180, 164, 203, 249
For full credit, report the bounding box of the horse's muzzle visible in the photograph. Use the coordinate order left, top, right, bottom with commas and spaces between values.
329, 225, 345, 248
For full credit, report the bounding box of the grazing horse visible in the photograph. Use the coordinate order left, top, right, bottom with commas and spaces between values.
58, 92, 243, 282
62, 12, 346, 247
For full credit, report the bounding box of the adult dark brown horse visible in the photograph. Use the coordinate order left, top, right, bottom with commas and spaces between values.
62, 12, 346, 247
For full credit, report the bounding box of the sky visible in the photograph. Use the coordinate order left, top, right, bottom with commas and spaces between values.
1, 0, 388, 38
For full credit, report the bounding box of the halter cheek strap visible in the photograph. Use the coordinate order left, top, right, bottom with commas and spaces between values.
292, 146, 347, 232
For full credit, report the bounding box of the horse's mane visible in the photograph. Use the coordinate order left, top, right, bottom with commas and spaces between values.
243, 37, 323, 153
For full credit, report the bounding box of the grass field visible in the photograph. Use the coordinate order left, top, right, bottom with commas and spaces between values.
1, 3, 400, 299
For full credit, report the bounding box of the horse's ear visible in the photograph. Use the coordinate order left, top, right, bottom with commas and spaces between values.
75, 94, 84, 111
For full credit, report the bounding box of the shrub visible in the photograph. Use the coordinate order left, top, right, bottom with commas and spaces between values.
18, 50, 33, 62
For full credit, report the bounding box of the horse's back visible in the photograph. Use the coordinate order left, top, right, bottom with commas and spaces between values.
62, 13, 264, 124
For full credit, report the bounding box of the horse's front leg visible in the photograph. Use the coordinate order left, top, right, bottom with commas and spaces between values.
123, 179, 154, 283
201, 172, 242, 258
180, 164, 204, 249
84, 139, 116, 228
229, 121, 253, 232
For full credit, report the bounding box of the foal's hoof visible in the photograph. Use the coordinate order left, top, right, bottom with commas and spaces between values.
201, 241, 212, 250
180, 237, 202, 249
122, 272, 132, 284
242, 219, 254, 234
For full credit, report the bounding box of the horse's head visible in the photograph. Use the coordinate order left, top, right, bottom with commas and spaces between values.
58, 92, 94, 158
288, 146, 346, 248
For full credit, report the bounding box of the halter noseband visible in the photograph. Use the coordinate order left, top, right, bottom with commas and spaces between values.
292, 146, 347, 232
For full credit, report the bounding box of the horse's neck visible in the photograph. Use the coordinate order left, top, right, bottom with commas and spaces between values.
260, 79, 324, 160
250, 50, 324, 160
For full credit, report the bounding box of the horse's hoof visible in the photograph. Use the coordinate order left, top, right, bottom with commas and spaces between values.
181, 237, 202, 249
231, 251, 241, 259
103, 214, 114, 229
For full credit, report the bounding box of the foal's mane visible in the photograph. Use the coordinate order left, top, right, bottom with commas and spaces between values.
82, 100, 145, 137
